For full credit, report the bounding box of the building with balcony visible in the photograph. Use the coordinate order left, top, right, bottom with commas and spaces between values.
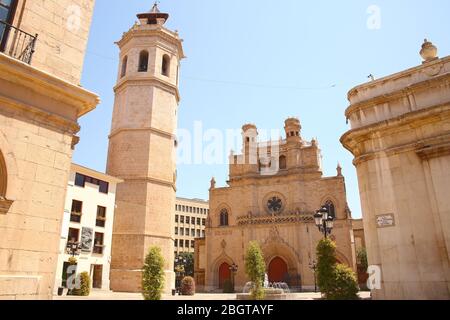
174, 198, 209, 256
53, 164, 122, 293
0, 0, 98, 299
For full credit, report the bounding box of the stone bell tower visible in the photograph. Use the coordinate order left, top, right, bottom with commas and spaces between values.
106, 3, 184, 292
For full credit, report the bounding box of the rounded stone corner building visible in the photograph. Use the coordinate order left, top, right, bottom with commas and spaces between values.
203, 118, 358, 292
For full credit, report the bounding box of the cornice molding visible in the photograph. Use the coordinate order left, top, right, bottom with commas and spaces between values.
0, 53, 99, 118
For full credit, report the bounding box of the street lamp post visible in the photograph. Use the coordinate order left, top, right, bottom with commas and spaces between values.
66, 239, 81, 257
174, 255, 187, 293
309, 260, 318, 293
229, 263, 238, 293
313, 206, 335, 239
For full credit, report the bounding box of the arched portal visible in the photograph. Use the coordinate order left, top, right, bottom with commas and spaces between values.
268, 257, 288, 283
218, 262, 231, 289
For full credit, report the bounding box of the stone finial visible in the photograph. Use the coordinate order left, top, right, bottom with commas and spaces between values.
337, 163, 343, 176
210, 177, 216, 190
420, 39, 438, 62
311, 138, 318, 147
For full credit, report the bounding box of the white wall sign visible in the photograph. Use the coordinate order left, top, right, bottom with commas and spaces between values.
376, 214, 395, 228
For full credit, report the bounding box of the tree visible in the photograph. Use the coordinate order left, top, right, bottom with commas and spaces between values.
316, 238, 337, 295
356, 247, 368, 271
245, 241, 266, 300
316, 238, 359, 300
177, 252, 194, 277
142, 246, 165, 300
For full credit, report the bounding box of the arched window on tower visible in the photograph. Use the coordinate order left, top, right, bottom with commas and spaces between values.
279, 155, 287, 170
219, 209, 229, 227
120, 56, 128, 78
162, 54, 170, 77
324, 200, 336, 219
138, 50, 149, 72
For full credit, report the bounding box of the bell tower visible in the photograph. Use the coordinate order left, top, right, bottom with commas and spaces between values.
106, 3, 184, 292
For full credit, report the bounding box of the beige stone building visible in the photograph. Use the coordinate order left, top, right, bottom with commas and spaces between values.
106, 4, 184, 293
203, 119, 358, 292
54, 164, 122, 294
0, 0, 98, 299
341, 40, 450, 300
174, 198, 209, 255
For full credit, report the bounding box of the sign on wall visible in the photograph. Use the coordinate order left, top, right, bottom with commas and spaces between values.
376, 214, 395, 228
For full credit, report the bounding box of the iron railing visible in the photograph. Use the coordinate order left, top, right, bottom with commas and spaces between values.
0, 20, 37, 64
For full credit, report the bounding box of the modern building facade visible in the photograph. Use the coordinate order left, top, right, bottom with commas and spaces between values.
54, 164, 122, 294
341, 40, 450, 300
204, 119, 358, 292
0, 0, 98, 299
174, 198, 209, 255
106, 4, 185, 293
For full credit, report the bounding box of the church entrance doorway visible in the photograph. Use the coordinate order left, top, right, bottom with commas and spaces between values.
268, 257, 288, 283
218, 262, 231, 289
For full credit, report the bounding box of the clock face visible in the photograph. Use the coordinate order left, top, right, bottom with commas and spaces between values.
267, 197, 283, 213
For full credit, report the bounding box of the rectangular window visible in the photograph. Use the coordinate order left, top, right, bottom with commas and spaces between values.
185, 228, 189, 235
191, 217, 195, 225
191, 240, 195, 248
180, 240, 184, 247
182, 206, 185, 212
93, 232, 104, 255
197, 218, 201, 225
96, 206, 106, 227
191, 229, 195, 237
185, 240, 189, 247
99, 181, 109, 194
174, 239, 178, 247
202, 230, 205, 238
175, 215, 179, 223
180, 228, 184, 236
70, 200, 82, 223
180, 216, 184, 223
175, 227, 178, 235
67, 228, 80, 242
74, 173, 85, 187
202, 218, 206, 226
196, 230, 200, 238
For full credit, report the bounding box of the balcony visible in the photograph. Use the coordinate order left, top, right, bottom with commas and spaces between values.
96, 216, 106, 228
0, 20, 37, 64
93, 243, 105, 255
70, 212, 82, 223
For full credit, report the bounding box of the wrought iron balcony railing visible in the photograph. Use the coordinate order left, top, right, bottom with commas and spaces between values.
0, 20, 38, 64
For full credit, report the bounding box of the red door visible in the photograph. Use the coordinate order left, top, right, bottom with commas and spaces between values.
218, 262, 231, 289
268, 257, 288, 283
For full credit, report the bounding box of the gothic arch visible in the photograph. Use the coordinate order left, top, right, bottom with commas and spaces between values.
215, 203, 232, 227
0, 150, 6, 197
210, 252, 235, 289
0, 132, 17, 213
319, 195, 340, 218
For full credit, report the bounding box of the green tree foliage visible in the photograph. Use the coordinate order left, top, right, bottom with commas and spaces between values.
316, 238, 359, 300
177, 252, 194, 277
316, 238, 337, 295
356, 247, 368, 271
245, 241, 266, 300
142, 246, 165, 300
71, 272, 90, 296
327, 264, 359, 300
181, 276, 196, 296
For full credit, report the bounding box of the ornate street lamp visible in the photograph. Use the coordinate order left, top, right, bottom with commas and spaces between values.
314, 206, 335, 238
308, 260, 318, 293
66, 239, 81, 257
229, 263, 238, 293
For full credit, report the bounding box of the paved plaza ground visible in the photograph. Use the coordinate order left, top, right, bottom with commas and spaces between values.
54, 290, 371, 300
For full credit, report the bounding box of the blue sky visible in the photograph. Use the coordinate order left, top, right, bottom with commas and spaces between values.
75, 0, 450, 219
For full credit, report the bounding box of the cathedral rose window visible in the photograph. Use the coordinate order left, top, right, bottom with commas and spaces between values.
267, 197, 283, 214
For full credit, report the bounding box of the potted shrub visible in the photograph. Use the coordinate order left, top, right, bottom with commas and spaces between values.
142, 246, 165, 300
181, 276, 196, 296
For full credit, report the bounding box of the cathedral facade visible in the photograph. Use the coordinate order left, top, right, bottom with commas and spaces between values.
204, 118, 358, 291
